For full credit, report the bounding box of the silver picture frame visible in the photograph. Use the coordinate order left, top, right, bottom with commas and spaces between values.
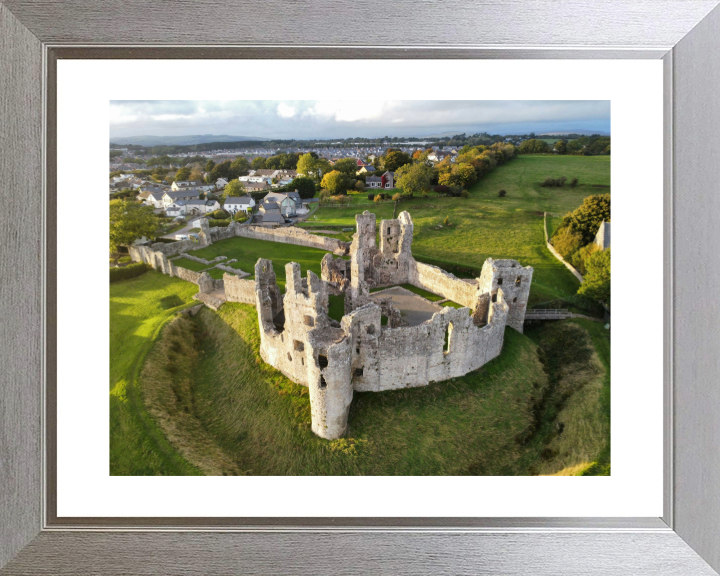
2, 1, 720, 573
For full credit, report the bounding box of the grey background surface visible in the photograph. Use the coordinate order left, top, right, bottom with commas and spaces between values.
1, 1, 720, 574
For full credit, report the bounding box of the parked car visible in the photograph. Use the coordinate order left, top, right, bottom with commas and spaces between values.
175, 234, 189, 241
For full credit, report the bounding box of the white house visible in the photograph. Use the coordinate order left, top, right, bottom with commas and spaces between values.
162, 190, 197, 208
183, 199, 220, 215
171, 180, 214, 193
165, 202, 186, 217
261, 190, 303, 217
145, 192, 166, 209
215, 177, 229, 190
224, 195, 255, 214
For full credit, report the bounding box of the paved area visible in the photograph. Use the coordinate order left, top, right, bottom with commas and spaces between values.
370, 286, 443, 327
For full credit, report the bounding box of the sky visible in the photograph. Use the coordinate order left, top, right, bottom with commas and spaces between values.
109, 100, 610, 140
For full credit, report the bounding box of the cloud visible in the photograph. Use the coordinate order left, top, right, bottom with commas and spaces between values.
277, 103, 296, 118
109, 100, 611, 139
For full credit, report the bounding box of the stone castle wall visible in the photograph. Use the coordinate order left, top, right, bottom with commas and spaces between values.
223, 273, 257, 304
412, 262, 480, 310
237, 225, 350, 255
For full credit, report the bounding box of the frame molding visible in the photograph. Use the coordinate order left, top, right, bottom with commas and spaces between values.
2, 1, 720, 573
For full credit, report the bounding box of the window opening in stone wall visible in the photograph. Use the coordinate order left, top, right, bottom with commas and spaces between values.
356, 348, 360, 354
497, 277, 503, 285
287, 352, 292, 362
304, 315, 314, 327
444, 322, 453, 354
318, 354, 329, 368
301, 357, 304, 366
354, 367, 364, 377
294, 340, 304, 352
319, 375, 327, 389
367, 325, 375, 334
492, 294, 497, 303
387, 227, 391, 234
513, 297, 517, 303
515, 276, 521, 286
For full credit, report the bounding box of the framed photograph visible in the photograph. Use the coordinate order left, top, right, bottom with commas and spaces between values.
2, 1, 720, 574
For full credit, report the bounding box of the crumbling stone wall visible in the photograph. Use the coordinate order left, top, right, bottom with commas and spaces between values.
223, 274, 256, 304
412, 262, 480, 310
321, 253, 351, 294
237, 224, 350, 255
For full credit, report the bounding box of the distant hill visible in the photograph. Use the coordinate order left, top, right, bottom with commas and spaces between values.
539, 130, 610, 136
109, 134, 268, 146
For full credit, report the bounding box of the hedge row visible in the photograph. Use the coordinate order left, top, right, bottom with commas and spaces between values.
110, 262, 149, 283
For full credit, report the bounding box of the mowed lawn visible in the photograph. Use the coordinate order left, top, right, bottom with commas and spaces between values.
186, 236, 337, 290
110, 270, 202, 475
306, 155, 610, 307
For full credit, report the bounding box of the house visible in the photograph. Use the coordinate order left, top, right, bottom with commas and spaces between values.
244, 181, 271, 192
381, 171, 395, 189
427, 150, 453, 163
165, 202, 186, 217
172, 180, 214, 193
215, 177, 229, 190
261, 190, 304, 217
224, 195, 255, 214
145, 192, 166, 209
366, 171, 395, 189
253, 169, 278, 178
183, 199, 221, 215
136, 191, 152, 202
162, 190, 199, 208
356, 165, 377, 175
238, 175, 272, 183
366, 176, 383, 189
594, 221, 611, 250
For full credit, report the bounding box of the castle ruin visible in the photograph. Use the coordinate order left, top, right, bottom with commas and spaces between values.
255, 211, 533, 439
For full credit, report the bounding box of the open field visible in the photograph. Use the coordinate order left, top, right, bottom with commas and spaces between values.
186, 236, 337, 289
110, 270, 202, 475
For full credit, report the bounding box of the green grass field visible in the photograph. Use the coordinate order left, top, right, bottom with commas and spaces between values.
110, 154, 611, 476
186, 236, 334, 290
110, 270, 202, 475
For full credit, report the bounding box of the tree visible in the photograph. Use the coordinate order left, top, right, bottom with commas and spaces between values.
290, 176, 316, 199
396, 162, 433, 196
332, 158, 359, 177
229, 156, 250, 178
320, 170, 351, 195
205, 160, 216, 172
554, 140, 567, 155
109, 200, 157, 253
578, 249, 610, 304
208, 160, 231, 182
189, 169, 204, 182
251, 157, 267, 170
498, 189, 507, 197
223, 180, 246, 201
174, 167, 191, 181
518, 139, 551, 154
297, 153, 317, 179
355, 180, 365, 191
383, 149, 412, 172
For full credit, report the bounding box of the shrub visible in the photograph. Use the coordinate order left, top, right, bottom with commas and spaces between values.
570, 178, 579, 187
355, 180, 365, 190
367, 193, 375, 201
210, 209, 229, 219
541, 176, 568, 187
498, 189, 507, 197
233, 212, 248, 222
433, 184, 451, 195
374, 193, 390, 202
209, 219, 231, 227
392, 193, 402, 202
118, 256, 132, 263
460, 190, 469, 198
110, 262, 148, 283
